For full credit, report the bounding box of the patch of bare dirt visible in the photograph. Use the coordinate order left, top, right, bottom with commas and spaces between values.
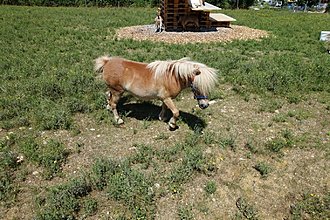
116, 25, 269, 44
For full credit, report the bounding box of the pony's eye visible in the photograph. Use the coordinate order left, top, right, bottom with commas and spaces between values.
194, 69, 201, 75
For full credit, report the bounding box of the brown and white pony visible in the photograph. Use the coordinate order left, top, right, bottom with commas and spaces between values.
94, 56, 218, 130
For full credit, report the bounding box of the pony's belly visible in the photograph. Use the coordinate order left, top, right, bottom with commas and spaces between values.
130, 92, 159, 101
125, 87, 159, 100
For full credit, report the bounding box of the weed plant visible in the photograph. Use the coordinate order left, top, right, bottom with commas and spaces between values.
178, 205, 194, 220
19, 137, 69, 179
272, 113, 288, 123
107, 165, 155, 219
90, 158, 121, 191
218, 136, 236, 150
168, 132, 217, 193
204, 180, 217, 195
244, 141, 259, 154
259, 98, 284, 113
253, 162, 273, 178
203, 131, 218, 145
129, 143, 155, 169
266, 130, 295, 153
290, 193, 330, 219
36, 177, 92, 219
89, 158, 155, 219
0, 136, 21, 204
157, 143, 183, 163
82, 198, 98, 216
236, 197, 259, 220
0, 147, 19, 205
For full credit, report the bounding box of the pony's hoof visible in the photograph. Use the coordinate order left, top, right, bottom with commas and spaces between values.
169, 124, 178, 131
159, 116, 168, 122
117, 118, 124, 125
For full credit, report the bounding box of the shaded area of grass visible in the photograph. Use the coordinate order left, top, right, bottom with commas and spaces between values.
118, 102, 207, 131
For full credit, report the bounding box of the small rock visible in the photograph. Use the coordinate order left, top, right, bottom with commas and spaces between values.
16, 155, 24, 163
209, 100, 216, 105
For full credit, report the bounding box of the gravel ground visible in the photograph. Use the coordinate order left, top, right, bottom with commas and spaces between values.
116, 24, 269, 44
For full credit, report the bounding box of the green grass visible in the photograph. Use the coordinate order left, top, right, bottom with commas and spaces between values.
178, 205, 194, 220
290, 193, 330, 220
0, 6, 329, 220
266, 129, 295, 153
167, 134, 217, 193
36, 177, 92, 219
106, 164, 155, 219
19, 137, 69, 179
0, 134, 21, 205
204, 180, 217, 195
253, 162, 273, 178
82, 198, 98, 216
236, 197, 259, 220
0, 6, 153, 130
1, 7, 330, 130
130, 143, 155, 169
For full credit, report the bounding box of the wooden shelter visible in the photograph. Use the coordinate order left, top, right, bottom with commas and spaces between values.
160, 0, 236, 31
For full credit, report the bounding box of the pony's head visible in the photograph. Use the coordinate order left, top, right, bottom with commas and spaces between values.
148, 58, 218, 109
189, 62, 217, 109
191, 82, 209, 109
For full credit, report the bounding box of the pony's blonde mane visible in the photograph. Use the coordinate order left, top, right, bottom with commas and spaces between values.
147, 58, 218, 95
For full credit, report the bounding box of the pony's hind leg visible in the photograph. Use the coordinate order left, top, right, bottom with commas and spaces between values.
159, 103, 169, 121
106, 90, 124, 125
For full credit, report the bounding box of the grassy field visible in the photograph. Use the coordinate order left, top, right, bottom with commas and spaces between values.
1, 5, 330, 219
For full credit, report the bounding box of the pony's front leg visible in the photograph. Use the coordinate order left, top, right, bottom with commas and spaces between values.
163, 98, 179, 130
106, 91, 124, 125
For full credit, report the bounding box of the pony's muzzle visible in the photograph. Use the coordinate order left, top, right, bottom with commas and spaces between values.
195, 95, 209, 109
199, 103, 209, 109
198, 99, 209, 109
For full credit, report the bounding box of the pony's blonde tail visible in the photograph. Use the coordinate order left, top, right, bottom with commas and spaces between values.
94, 56, 111, 73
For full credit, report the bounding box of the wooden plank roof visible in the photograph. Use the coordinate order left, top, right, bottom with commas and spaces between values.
209, 13, 236, 22
190, 2, 221, 11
